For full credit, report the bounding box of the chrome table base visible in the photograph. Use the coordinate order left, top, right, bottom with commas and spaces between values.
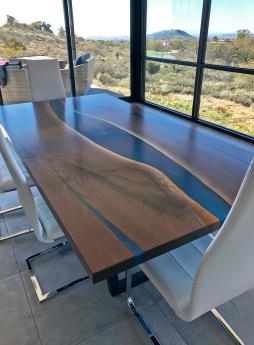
0, 204, 33, 242
127, 296, 161, 345
25, 241, 90, 302
126, 270, 245, 345
0, 204, 22, 215
126, 270, 161, 345
211, 309, 245, 345
0, 227, 33, 242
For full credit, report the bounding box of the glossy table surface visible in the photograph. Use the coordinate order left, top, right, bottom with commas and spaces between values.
0, 94, 253, 283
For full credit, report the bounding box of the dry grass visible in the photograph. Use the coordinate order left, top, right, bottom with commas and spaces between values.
146, 92, 254, 135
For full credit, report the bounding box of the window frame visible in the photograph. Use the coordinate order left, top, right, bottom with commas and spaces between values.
141, 0, 254, 143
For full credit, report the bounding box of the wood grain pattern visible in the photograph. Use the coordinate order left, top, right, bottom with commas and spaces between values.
56, 94, 254, 205
50, 99, 230, 224
0, 98, 220, 283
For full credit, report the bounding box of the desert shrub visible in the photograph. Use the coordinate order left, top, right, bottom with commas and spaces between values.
146, 61, 160, 74
4, 37, 25, 50
231, 93, 252, 107
96, 72, 116, 86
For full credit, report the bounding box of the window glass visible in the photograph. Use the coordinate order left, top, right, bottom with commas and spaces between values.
206, 0, 254, 68
72, 0, 130, 97
200, 69, 254, 136
0, 0, 68, 103
145, 62, 196, 115
146, 0, 203, 61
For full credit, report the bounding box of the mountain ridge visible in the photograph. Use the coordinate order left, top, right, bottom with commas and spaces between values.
147, 29, 195, 40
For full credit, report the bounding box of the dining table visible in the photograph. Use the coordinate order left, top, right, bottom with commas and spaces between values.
0, 93, 253, 296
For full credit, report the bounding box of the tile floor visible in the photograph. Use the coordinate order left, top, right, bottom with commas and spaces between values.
0, 188, 253, 345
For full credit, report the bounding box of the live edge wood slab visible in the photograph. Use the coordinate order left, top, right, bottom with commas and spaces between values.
0, 94, 252, 283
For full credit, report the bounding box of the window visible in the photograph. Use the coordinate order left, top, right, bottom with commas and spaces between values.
0, 1, 68, 62
199, 70, 254, 136
144, 0, 254, 138
206, 0, 254, 68
201, 0, 254, 136
145, 62, 196, 115
72, 0, 130, 97
0, 0, 68, 104
146, 0, 203, 62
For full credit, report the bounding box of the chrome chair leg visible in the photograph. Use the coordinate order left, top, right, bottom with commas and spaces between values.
0, 227, 33, 242
211, 309, 245, 345
0, 205, 22, 215
126, 270, 160, 345
25, 241, 90, 302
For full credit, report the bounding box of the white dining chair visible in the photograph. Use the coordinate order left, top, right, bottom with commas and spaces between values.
0, 126, 34, 241
126, 160, 254, 345
0, 126, 88, 301
22, 56, 66, 102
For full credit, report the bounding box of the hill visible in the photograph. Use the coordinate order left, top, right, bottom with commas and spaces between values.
0, 26, 68, 60
147, 29, 195, 40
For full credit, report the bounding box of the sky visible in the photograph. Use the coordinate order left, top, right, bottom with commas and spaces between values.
0, 0, 253, 37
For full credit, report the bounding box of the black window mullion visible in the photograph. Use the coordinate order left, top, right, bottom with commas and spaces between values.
145, 56, 197, 68
204, 63, 254, 75
62, 0, 76, 97
192, 0, 212, 119
130, 0, 147, 102
67, 0, 77, 61
0, 89, 3, 106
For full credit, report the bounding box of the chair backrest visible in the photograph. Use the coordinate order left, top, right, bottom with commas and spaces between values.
22, 56, 66, 102
61, 57, 94, 97
184, 159, 254, 321
0, 126, 50, 243
0, 67, 32, 105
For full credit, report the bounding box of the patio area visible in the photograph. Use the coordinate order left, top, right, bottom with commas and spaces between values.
0, 187, 253, 345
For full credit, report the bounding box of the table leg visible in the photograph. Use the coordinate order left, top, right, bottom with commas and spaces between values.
107, 270, 149, 297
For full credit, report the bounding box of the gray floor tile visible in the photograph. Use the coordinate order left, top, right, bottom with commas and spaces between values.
4, 210, 32, 237
0, 218, 19, 279
0, 188, 38, 212
0, 190, 20, 211
10, 228, 62, 272
79, 317, 151, 345
143, 280, 164, 303
0, 273, 41, 345
158, 299, 235, 345
21, 270, 154, 345
29, 244, 87, 293
217, 289, 254, 345
139, 303, 187, 345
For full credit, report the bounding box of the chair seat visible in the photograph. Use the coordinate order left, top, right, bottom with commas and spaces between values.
35, 195, 64, 241
140, 235, 214, 314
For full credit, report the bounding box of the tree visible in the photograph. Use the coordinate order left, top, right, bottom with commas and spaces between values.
6, 15, 17, 26
41, 21, 53, 33
58, 26, 66, 37
236, 29, 253, 40
30, 21, 53, 33
212, 36, 219, 41
146, 61, 160, 74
